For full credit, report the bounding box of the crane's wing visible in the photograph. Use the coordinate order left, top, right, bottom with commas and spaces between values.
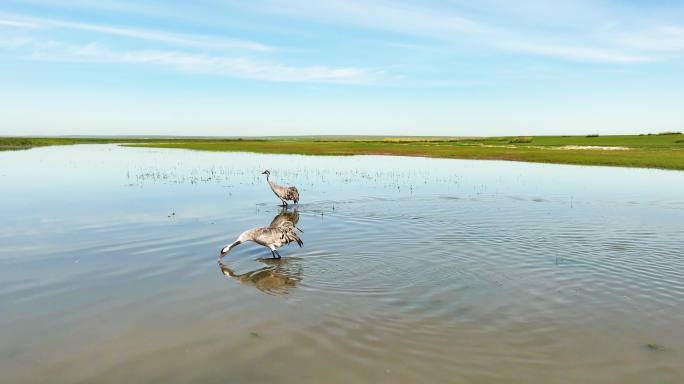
253, 221, 303, 248
268, 180, 289, 199
286, 187, 299, 203
274, 220, 303, 247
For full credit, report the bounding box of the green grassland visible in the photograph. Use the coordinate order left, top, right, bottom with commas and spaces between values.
0, 137, 172, 149
2, 133, 683, 170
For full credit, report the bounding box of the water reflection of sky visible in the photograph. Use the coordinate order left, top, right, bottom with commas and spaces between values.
1, 145, 681, 237
3, 144, 684, 209
1, 144, 684, 383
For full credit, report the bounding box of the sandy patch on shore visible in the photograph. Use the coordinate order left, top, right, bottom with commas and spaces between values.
558, 145, 630, 151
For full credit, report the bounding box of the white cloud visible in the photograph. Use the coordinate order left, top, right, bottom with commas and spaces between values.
615, 25, 684, 51
0, 14, 270, 51
3, 37, 379, 84
247, 0, 489, 38
0, 12, 381, 83
506, 42, 651, 63
238, 0, 672, 63
0, 19, 39, 28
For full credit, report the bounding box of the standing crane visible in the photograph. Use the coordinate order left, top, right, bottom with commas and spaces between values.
262, 170, 299, 206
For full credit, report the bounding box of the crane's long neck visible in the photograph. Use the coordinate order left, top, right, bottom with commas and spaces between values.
219, 229, 257, 259
266, 176, 278, 191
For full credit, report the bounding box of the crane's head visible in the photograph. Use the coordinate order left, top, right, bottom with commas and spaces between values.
218, 240, 241, 259
261, 170, 270, 175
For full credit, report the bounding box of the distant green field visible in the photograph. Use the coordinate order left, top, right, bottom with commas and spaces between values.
2, 134, 683, 170
0, 137, 168, 149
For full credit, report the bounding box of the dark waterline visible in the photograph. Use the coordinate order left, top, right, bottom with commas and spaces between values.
1, 145, 683, 383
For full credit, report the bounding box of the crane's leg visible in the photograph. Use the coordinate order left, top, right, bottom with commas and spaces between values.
274, 250, 282, 259
270, 250, 277, 259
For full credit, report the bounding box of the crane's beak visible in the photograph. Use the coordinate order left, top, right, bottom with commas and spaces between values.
261, 171, 268, 174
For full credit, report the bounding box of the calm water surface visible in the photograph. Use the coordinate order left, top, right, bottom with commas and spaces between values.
1, 145, 684, 383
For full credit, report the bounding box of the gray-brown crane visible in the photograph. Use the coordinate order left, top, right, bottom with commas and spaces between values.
218, 212, 303, 260
262, 170, 299, 206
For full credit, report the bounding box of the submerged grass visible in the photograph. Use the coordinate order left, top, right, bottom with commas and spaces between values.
2, 134, 684, 170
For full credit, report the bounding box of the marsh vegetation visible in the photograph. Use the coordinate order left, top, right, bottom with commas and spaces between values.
2, 133, 684, 170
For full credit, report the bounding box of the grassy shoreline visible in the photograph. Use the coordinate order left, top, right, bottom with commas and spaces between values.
2, 134, 683, 170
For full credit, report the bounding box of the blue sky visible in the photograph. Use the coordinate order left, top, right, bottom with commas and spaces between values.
1, 1, 683, 136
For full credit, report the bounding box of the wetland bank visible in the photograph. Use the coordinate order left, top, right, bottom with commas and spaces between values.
2, 133, 684, 170
1, 144, 683, 383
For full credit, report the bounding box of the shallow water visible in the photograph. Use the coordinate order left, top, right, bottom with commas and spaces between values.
1, 145, 683, 383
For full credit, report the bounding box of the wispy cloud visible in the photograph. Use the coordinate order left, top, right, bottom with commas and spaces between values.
2, 37, 380, 84
246, 0, 489, 39
0, 18, 38, 28
506, 42, 651, 63
0, 14, 270, 51
0, 12, 383, 83
1, 1, 681, 88
615, 25, 684, 52
239, 0, 675, 63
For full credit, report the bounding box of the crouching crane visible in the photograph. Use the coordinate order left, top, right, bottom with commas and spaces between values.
218, 216, 303, 260
262, 170, 299, 206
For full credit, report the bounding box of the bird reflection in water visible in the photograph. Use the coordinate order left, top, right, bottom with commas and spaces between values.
218, 257, 303, 295
268, 209, 299, 229
217, 209, 304, 295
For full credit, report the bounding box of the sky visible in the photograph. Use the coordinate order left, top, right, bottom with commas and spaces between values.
1, 1, 683, 137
